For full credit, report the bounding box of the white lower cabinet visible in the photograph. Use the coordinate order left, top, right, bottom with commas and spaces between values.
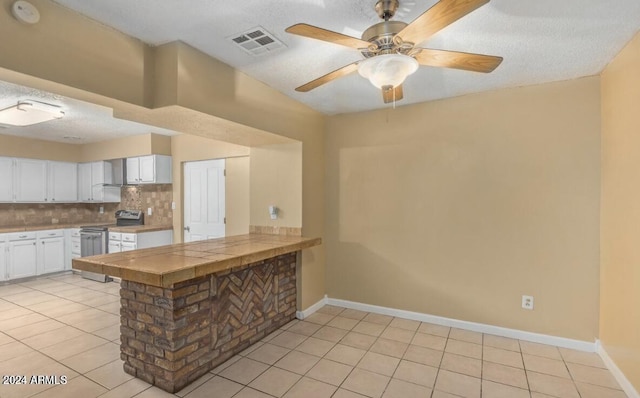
109, 230, 172, 253
66, 228, 81, 270
8, 232, 37, 280
0, 236, 7, 281
37, 230, 65, 274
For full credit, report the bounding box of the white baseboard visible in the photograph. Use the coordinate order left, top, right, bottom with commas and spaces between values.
298, 295, 637, 394
325, 297, 597, 352
296, 295, 328, 320
598, 343, 640, 398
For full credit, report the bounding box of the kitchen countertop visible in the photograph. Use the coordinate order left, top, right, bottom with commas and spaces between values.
0, 223, 173, 234
0, 222, 110, 234
108, 225, 173, 233
73, 233, 322, 287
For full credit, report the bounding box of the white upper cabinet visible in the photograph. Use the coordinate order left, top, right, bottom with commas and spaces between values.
127, 155, 172, 184
0, 157, 13, 202
78, 161, 120, 203
15, 159, 47, 202
78, 162, 92, 202
47, 161, 78, 202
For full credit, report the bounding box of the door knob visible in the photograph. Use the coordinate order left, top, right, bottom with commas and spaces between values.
184, 226, 190, 232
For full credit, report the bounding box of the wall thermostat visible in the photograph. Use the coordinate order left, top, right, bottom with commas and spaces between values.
12, 1, 40, 25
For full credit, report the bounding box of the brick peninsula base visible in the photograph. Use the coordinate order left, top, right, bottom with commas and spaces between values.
119, 252, 297, 393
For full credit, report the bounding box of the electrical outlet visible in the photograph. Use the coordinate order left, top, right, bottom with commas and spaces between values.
171, 201, 176, 210
522, 295, 534, 310
99, 206, 104, 214
147, 207, 152, 216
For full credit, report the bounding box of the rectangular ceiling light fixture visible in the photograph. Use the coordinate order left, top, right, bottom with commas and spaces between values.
0, 100, 64, 126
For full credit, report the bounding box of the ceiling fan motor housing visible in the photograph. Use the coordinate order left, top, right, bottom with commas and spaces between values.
362, 21, 413, 58
375, 0, 400, 20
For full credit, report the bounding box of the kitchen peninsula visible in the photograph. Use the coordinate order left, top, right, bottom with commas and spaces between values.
72, 233, 321, 393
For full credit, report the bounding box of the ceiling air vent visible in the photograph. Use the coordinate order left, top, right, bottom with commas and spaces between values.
228, 26, 286, 56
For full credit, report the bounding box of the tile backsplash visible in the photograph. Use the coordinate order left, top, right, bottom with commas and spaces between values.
120, 184, 173, 226
0, 203, 120, 227
0, 184, 173, 228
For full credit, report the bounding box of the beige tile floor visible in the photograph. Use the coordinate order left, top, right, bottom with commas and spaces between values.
0, 272, 628, 398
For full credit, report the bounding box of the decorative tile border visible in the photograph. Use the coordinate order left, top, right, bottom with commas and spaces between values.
249, 225, 302, 236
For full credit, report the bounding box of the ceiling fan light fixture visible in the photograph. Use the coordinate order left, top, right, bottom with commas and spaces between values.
358, 53, 419, 89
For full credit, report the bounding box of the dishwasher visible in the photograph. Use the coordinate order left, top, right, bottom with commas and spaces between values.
80, 225, 111, 282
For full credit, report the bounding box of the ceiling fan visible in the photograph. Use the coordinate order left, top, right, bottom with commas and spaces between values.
286, 0, 503, 104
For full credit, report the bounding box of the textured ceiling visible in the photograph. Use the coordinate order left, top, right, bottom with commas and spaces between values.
49, 0, 640, 115
0, 81, 177, 144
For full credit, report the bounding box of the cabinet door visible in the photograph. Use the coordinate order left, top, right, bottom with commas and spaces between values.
139, 156, 155, 183
15, 159, 47, 202
78, 163, 93, 201
0, 241, 7, 281
9, 240, 37, 279
39, 237, 65, 274
126, 157, 140, 184
0, 157, 13, 202
48, 161, 78, 202
108, 241, 121, 253
91, 161, 105, 201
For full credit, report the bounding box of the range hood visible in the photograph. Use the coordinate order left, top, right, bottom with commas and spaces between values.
103, 158, 126, 186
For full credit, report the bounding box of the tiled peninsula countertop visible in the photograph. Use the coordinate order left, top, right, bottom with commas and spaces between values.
73, 233, 322, 287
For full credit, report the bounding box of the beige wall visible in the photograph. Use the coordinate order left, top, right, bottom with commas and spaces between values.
0, 0, 152, 107
326, 77, 601, 341
226, 157, 250, 237
0, 132, 170, 162
250, 143, 303, 228
80, 133, 169, 161
600, 32, 640, 391
170, 134, 250, 242
0, 134, 81, 161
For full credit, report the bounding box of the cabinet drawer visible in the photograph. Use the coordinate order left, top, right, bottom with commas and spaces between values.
9, 231, 36, 241
71, 240, 81, 254
36, 229, 64, 239
70, 229, 81, 238
109, 232, 122, 241
121, 242, 137, 251
121, 233, 136, 243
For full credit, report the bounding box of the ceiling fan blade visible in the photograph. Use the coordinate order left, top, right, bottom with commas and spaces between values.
398, 0, 490, 45
286, 23, 372, 49
295, 62, 360, 92
382, 85, 404, 103
415, 49, 502, 73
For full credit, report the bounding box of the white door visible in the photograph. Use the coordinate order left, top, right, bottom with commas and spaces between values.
183, 159, 225, 242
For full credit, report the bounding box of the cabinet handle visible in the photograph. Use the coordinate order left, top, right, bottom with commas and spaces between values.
18, 235, 27, 238
48, 233, 55, 236
33, 242, 36, 246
